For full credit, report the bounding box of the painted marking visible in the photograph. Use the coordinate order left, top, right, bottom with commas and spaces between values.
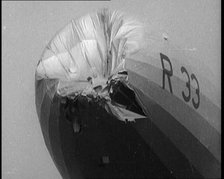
160, 53, 200, 109
181, 66, 191, 102
191, 73, 200, 109
160, 53, 173, 94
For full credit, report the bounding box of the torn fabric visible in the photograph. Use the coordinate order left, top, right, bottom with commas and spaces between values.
36, 9, 143, 98
35, 9, 145, 122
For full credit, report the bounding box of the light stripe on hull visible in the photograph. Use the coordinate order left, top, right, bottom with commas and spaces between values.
127, 59, 221, 134
126, 59, 221, 162
36, 79, 73, 179
127, 71, 221, 178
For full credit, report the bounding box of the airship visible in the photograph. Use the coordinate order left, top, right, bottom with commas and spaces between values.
35, 9, 221, 179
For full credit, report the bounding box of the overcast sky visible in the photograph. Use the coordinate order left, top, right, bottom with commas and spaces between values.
2, 1, 220, 179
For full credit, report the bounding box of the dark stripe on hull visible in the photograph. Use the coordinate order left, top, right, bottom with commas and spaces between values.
132, 117, 203, 178
129, 81, 221, 178
127, 69, 221, 163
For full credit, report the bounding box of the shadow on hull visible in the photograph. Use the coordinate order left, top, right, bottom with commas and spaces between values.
36, 79, 205, 179
39, 96, 204, 178
48, 95, 176, 178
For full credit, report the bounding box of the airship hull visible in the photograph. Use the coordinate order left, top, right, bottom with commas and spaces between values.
35, 78, 208, 179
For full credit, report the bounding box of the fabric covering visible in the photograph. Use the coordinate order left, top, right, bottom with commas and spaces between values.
36, 9, 143, 98
35, 9, 145, 122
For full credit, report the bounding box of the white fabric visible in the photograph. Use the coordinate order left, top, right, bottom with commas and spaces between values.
36, 9, 143, 96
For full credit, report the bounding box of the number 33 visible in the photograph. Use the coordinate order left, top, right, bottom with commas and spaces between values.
181, 66, 200, 109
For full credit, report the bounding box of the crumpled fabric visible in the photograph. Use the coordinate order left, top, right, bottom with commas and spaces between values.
36, 9, 143, 98
36, 9, 145, 122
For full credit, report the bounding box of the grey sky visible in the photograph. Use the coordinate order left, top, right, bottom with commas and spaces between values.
2, 1, 220, 179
